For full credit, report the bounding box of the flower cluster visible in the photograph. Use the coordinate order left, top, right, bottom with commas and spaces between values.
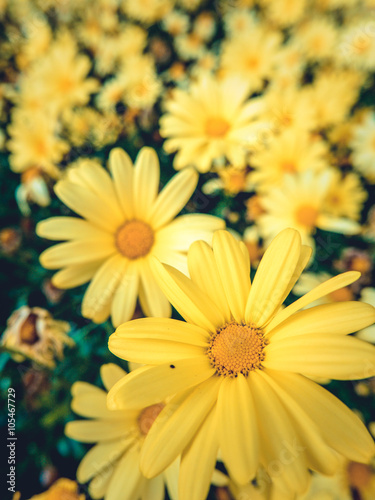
1, 1, 375, 500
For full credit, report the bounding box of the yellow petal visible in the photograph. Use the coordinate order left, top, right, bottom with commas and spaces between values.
138, 258, 171, 318
163, 458, 180, 500
150, 168, 198, 229
279, 245, 312, 306
270, 371, 375, 463
55, 181, 122, 232
142, 475, 164, 500
37, 217, 112, 241
107, 359, 215, 410
52, 261, 102, 289
188, 240, 231, 323
77, 438, 133, 483
40, 239, 116, 269
213, 230, 251, 323
114, 317, 210, 345
71, 390, 127, 420
264, 334, 375, 380
249, 371, 309, 494
109, 336, 206, 365
106, 444, 144, 500
82, 255, 126, 324
108, 148, 134, 219
154, 213, 225, 253
179, 406, 219, 500
100, 363, 127, 391
88, 460, 115, 499
267, 271, 361, 331
110, 261, 139, 327
151, 259, 225, 333
133, 147, 160, 221
267, 302, 375, 341
245, 229, 301, 328
140, 376, 221, 477
65, 420, 128, 443
260, 370, 340, 475
217, 375, 259, 484
69, 162, 124, 221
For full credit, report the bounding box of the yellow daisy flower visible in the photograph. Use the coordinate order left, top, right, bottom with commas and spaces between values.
160, 74, 267, 173
323, 170, 367, 221
258, 170, 361, 253
108, 229, 375, 500
249, 129, 328, 191
37, 147, 224, 326
65, 364, 179, 500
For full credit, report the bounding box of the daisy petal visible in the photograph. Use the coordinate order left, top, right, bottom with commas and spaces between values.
213, 231, 251, 323
82, 255, 126, 323
217, 375, 258, 484
154, 214, 225, 253
114, 318, 209, 345
107, 359, 215, 410
110, 261, 139, 327
140, 376, 221, 477
261, 370, 340, 475
138, 259, 171, 318
150, 168, 198, 229
188, 240, 232, 323
106, 444, 144, 500
65, 420, 127, 443
52, 261, 102, 289
37, 217, 111, 240
264, 334, 375, 380
108, 148, 134, 219
179, 406, 219, 500
245, 229, 301, 328
267, 302, 375, 341
40, 239, 116, 269
142, 475, 164, 500
55, 181, 122, 232
272, 371, 375, 463
109, 336, 206, 365
267, 271, 361, 331
133, 148, 160, 221
279, 245, 312, 306
249, 371, 309, 494
164, 459, 180, 500
69, 163, 124, 220
100, 363, 127, 392
151, 259, 225, 332
77, 438, 133, 483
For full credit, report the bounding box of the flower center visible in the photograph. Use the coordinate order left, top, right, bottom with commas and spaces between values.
138, 403, 165, 435
115, 220, 154, 259
295, 204, 319, 229
207, 322, 267, 377
205, 117, 230, 138
20, 313, 39, 345
281, 161, 297, 173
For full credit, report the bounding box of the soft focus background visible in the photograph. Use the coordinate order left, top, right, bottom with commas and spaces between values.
1, 0, 375, 499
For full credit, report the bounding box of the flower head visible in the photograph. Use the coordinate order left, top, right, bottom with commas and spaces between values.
108, 228, 375, 500
1, 306, 73, 368
160, 74, 267, 173
37, 147, 224, 326
65, 363, 178, 500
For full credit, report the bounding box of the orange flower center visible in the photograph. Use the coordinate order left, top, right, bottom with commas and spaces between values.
207, 322, 267, 377
281, 161, 297, 173
347, 461, 373, 489
205, 117, 230, 138
295, 204, 319, 229
20, 313, 39, 345
138, 403, 165, 435
115, 220, 154, 259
